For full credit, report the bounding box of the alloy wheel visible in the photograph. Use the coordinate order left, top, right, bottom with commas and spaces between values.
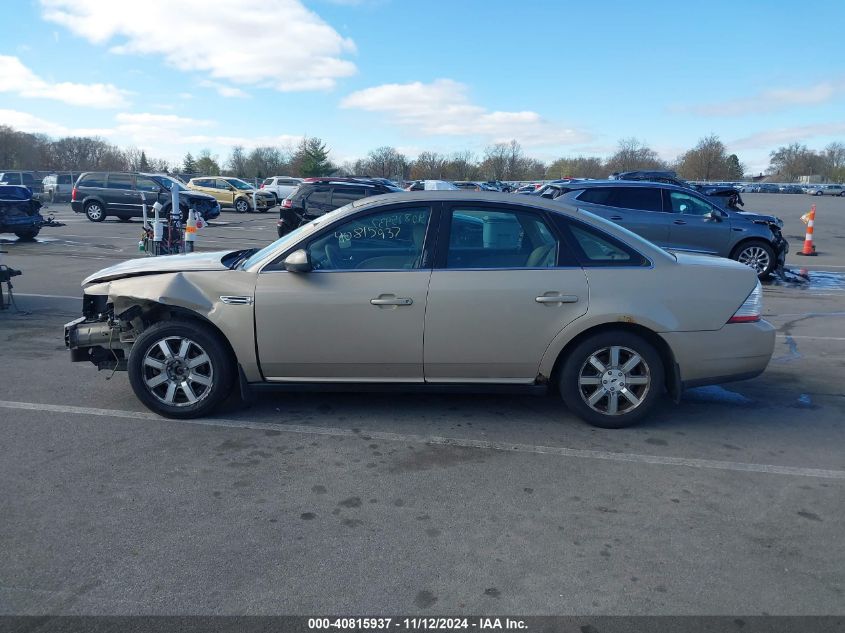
141, 336, 214, 407
577, 345, 651, 416
736, 246, 771, 274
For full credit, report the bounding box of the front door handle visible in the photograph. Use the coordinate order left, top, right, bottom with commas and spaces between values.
535, 295, 579, 304
371, 297, 413, 306
673, 220, 687, 225
609, 215, 624, 221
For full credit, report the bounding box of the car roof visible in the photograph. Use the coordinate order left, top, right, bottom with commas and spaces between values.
557, 179, 695, 193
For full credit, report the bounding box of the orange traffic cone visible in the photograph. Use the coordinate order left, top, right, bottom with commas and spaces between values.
796, 204, 817, 256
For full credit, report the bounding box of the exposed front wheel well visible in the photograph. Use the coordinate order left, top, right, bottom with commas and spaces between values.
548, 322, 679, 400
128, 303, 238, 369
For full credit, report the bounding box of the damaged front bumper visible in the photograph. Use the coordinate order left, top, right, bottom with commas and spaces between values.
64, 295, 139, 370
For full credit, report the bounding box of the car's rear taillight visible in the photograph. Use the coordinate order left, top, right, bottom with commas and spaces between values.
283, 198, 292, 208
727, 281, 763, 323
260, 183, 264, 188
71, 187, 77, 201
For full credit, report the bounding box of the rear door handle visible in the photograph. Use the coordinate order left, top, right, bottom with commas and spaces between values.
609, 215, 624, 220
535, 295, 579, 304
370, 297, 413, 306
673, 220, 687, 225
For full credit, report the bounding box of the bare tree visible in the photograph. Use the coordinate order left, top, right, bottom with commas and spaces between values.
604, 137, 667, 174
411, 151, 447, 179
545, 156, 604, 179
362, 146, 407, 179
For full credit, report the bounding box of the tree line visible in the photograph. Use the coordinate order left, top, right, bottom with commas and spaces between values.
2, 123, 843, 183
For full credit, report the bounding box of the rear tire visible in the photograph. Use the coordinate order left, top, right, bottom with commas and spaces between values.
85, 201, 106, 222
732, 239, 776, 279
559, 331, 664, 429
128, 320, 235, 419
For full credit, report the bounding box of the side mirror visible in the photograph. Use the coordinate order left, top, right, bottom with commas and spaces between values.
708, 210, 725, 221
283, 249, 312, 273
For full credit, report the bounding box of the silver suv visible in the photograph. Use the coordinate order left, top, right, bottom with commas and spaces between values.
543, 181, 788, 278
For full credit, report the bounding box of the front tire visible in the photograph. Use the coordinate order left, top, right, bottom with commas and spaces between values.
128, 320, 235, 419
559, 331, 664, 429
85, 201, 106, 222
234, 198, 250, 214
732, 239, 776, 278
14, 227, 40, 240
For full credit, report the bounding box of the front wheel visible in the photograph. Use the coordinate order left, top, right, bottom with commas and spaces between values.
14, 227, 40, 240
234, 198, 250, 214
128, 320, 235, 419
559, 331, 664, 429
732, 240, 776, 278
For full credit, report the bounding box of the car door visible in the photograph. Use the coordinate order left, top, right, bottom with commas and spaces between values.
573, 186, 669, 246
424, 204, 589, 382
209, 179, 234, 206
663, 189, 731, 255
254, 204, 435, 380
104, 173, 136, 213
134, 175, 164, 215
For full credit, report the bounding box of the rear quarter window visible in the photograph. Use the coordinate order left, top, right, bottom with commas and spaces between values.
78, 174, 105, 188
554, 216, 650, 267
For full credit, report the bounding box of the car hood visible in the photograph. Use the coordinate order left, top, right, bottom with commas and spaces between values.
83, 250, 232, 285
735, 211, 783, 226
181, 190, 217, 201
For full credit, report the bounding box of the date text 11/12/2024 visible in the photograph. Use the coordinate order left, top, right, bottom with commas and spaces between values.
307, 618, 528, 630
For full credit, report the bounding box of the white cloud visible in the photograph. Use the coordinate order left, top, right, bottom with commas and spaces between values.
0, 55, 130, 108
674, 79, 845, 117
39, 0, 357, 93
341, 79, 589, 147
0, 109, 113, 137
731, 122, 845, 150
198, 80, 250, 99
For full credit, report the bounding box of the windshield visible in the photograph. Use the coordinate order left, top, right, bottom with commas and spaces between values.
239, 223, 310, 269
239, 205, 350, 269
225, 178, 254, 190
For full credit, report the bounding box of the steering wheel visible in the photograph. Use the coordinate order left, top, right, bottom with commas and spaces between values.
325, 243, 342, 269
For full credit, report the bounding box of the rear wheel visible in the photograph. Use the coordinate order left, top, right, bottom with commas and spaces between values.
85, 201, 105, 222
732, 240, 776, 278
234, 198, 250, 214
128, 320, 235, 419
559, 331, 664, 429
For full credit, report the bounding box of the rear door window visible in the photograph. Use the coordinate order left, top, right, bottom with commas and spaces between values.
107, 174, 133, 190
330, 187, 367, 208
58, 174, 72, 184
444, 207, 560, 269
577, 187, 662, 211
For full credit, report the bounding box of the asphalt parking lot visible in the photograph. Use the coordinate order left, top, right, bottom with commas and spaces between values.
1, 194, 844, 615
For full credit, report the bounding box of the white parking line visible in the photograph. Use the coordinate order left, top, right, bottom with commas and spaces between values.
1, 399, 843, 480
14, 293, 79, 300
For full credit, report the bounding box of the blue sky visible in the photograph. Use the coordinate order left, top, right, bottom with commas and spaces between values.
2, 0, 844, 173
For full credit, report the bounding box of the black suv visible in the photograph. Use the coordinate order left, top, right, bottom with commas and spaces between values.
71, 172, 220, 223
537, 180, 788, 278
277, 178, 404, 237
